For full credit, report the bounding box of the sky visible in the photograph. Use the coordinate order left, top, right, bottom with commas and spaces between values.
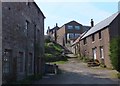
34, 0, 119, 34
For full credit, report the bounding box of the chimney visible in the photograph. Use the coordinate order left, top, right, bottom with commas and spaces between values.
91, 19, 94, 27
56, 23, 58, 27
47, 26, 50, 35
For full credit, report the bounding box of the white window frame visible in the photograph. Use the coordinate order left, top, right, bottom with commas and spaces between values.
100, 47, 104, 59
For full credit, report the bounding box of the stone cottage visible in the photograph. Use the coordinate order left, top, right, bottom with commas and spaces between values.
72, 12, 120, 68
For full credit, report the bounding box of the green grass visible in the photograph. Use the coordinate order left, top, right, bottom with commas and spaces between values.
51, 60, 68, 64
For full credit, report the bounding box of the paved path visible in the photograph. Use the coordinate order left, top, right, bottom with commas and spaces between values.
34, 58, 120, 84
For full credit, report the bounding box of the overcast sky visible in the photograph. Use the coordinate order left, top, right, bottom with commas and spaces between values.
34, 0, 119, 34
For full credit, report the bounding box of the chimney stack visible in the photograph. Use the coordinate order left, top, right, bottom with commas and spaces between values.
47, 26, 50, 35
91, 19, 94, 27
56, 23, 58, 27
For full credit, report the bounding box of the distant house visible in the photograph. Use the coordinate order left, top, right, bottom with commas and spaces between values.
72, 12, 120, 68
2, 1, 45, 84
47, 23, 60, 42
47, 20, 90, 53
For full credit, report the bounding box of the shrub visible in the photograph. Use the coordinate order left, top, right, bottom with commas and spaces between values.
109, 37, 120, 72
117, 72, 120, 79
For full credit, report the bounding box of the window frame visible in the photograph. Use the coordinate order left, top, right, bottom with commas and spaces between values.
100, 46, 104, 59
67, 25, 73, 29
75, 26, 80, 30
17, 52, 24, 73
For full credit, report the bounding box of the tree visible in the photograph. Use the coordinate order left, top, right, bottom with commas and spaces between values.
109, 37, 120, 72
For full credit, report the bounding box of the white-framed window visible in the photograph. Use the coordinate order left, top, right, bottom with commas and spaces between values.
92, 47, 97, 60
68, 25, 73, 29
17, 52, 24, 73
100, 46, 104, 59
75, 26, 80, 30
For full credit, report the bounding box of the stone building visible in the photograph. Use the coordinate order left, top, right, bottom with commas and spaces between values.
2, 1, 45, 84
72, 12, 120, 68
47, 21, 90, 53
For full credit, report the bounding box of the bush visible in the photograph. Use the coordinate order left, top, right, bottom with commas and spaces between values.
109, 37, 120, 72
44, 40, 67, 62
117, 73, 120, 79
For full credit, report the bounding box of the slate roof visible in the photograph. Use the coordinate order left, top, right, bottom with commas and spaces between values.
81, 12, 119, 39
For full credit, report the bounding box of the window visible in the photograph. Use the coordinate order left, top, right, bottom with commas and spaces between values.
3, 49, 11, 74
25, 20, 29, 36
92, 48, 97, 60
75, 34, 80, 38
17, 52, 24, 73
99, 31, 101, 39
100, 46, 104, 59
28, 53, 33, 73
69, 33, 74, 39
68, 25, 73, 29
75, 26, 80, 30
83, 38, 87, 45
92, 34, 95, 42
25, 20, 29, 30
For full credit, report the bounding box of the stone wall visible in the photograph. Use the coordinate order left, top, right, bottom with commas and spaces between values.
2, 2, 45, 83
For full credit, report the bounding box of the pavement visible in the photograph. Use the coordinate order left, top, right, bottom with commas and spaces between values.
33, 55, 120, 85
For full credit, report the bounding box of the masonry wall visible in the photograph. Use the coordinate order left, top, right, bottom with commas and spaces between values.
80, 28, 112, 68
2, 2, 44, 83
57, 25, 66, 46
109, 13, 120, 39
0, 1, 2, 86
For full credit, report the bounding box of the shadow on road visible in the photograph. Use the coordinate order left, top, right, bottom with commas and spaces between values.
33, 69, 119, 85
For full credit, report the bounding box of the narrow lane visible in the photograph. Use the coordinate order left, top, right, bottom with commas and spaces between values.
33, 58, 120, 84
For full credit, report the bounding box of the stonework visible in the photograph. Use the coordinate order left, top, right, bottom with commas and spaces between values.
74, 12, 120, 68
2, 2, 45, 84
